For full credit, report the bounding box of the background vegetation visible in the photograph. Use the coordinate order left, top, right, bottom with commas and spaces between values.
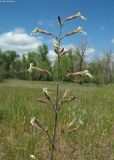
0, 43, 114, 84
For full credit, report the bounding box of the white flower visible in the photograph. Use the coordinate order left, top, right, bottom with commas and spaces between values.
30, 155, 36, 159
28, 63, 34, 73
43, 88, 50, 100
80, 70, 93, 79
76, 12, 86, 20
30, 63, 33, 68
75, 12, 81, 17
82, 31, 87, 36
85, 72, 93, 79
28, 68, 33, 73
75, 26, 87, 36
43, 88, 48, 93
32, 28, 41, 33
79, 15, 86, 21
75, 26, 83, 33
30, 117, 40, 129
78, 119, 83, 125
30, 117, 36, 126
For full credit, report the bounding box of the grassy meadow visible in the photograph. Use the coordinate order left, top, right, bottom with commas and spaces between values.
0, 79, 114, 160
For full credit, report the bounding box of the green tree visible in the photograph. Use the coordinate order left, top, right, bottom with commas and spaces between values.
72, 42, 87, 84
53, 55, 70, 80
26, 45, 51, 80
19, 54, 28, 79
0, 50, 18, 79
37, 44, 51, 80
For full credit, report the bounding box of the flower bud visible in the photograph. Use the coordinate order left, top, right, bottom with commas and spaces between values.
54, 49, 59, 55
68, 118, 76, 127
66, 30, 77, 36
60, 48, 64, 54
66, 26, 85, 36
53, 39, 59, 48
68, 128, 77, 133
65, 70, 89, 77
58, 16, 62, 27
63, 89, 69, 98
61, 96, 76, 103
32, 28, 51, 35
66, 12, 80, 21
66, 12, 86, 21
61, 50, 72, 56
36, 99, 48, 104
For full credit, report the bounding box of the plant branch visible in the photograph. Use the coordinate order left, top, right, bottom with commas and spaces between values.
31, 118, 53, 146
61, 96, 76, 104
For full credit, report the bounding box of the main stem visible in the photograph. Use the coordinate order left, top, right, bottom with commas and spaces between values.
50, 27, 62, 160
50, 56, 60, 160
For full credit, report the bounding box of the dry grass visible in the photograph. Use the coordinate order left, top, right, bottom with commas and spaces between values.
0, 79, 114, 159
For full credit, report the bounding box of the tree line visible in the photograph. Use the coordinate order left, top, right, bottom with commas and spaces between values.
0, 43, 114, 84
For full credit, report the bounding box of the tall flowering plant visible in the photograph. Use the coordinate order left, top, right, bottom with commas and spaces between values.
28, 12, 92, 160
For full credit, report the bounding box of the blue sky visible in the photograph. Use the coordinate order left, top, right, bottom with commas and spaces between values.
0, 0, 114, 60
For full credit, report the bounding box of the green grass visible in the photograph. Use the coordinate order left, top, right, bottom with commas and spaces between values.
0, 79, 114, 160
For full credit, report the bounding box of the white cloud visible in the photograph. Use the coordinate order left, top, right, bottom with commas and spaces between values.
0, 28, 43, 54
111, 39, 114, 44
85, 47, 95, 55
85, 47, 96, 61
47, 44, 95, 62
62, 43, 75, 51
47, 39, 53, 45
48, 50, 57, 61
